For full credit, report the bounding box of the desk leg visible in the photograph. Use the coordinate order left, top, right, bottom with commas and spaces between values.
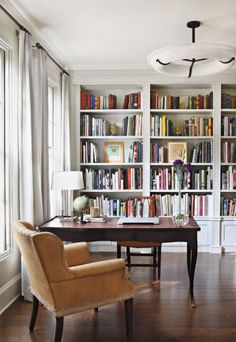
187, 238, 198, 308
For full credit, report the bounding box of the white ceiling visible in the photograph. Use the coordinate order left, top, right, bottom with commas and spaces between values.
8, 0, 236, 70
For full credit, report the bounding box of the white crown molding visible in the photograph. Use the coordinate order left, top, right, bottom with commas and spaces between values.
1, 0, 69, 70
69, 63, 150, 71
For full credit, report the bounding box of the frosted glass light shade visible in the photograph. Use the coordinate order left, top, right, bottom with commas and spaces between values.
147, 43, 236, 77
51, 171, 84, 190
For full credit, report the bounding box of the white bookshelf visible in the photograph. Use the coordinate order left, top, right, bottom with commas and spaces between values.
72, 77, 236, 252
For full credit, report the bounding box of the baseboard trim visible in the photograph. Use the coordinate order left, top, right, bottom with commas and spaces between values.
209, 246, 223, 254
0, 273, 21, 315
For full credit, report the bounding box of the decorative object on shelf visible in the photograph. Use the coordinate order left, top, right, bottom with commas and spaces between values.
147, 20, 236, 78
168, 142, 187, 163
172, 157, 192, 227
73, 195, 89, 223
104, 141, 124, 163
110, 122, 118, 136
174, 125, 182, 136
51, 171, 84, 222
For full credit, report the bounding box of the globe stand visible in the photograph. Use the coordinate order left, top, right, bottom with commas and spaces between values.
79, 212, 87, 224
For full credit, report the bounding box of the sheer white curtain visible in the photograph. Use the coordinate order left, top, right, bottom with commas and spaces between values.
18, 30, 50, 299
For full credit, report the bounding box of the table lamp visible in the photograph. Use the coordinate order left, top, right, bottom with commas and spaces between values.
51, 171, 84, 221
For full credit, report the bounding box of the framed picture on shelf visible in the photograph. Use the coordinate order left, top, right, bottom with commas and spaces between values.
104, 142, 124, 163
167, 142, 187, 162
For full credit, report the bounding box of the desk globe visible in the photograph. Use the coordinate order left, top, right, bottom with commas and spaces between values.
73, 196, 89, 223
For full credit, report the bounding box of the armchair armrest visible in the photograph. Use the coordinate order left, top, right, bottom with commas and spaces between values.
64, 242, 91, 266
69, 258, 126, 278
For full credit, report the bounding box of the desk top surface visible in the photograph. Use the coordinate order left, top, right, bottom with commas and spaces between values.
39, 216, 200, 231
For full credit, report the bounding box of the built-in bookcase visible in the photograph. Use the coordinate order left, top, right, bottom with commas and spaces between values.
79, 85, 144, 217
75, 79, 236, 252
220, 85, 236, 217
150, 84, 214, 218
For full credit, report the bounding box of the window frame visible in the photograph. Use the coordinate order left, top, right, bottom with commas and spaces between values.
48, 78, 60, 217
0, 38, 12, 259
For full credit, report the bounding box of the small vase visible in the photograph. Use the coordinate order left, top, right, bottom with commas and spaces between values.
172, 189, 189, 227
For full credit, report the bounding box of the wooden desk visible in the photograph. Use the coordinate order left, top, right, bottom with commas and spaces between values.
38, 216, 200, 307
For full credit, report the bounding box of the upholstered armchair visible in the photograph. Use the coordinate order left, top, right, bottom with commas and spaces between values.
13, 221, 133, 342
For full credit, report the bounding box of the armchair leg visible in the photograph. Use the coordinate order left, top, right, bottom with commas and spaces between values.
158, 245, 162, 280
124, 298, 133, 339
54, 317, 64, 342
29, 295, 39, 332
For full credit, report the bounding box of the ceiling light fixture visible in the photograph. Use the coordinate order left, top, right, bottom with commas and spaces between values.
147, 20, 236, 78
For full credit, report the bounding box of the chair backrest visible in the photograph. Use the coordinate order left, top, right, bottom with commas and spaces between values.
126, 196, 157, 217
12, 221, 72, 309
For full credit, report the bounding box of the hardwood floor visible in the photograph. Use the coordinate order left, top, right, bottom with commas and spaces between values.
1, 252, 236, 341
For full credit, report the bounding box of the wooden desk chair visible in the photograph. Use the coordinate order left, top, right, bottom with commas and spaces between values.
117, 196, 162, 280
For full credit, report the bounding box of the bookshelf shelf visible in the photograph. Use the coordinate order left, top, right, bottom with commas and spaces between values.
150, 162, 213, 166
82, 189, 143, 193
80, 136, 143, 140
80, 162, 143, 167
150, 189, 213, 193
150, 109, 212, 114
150, 136, 213, 140
80, 109, 143, 114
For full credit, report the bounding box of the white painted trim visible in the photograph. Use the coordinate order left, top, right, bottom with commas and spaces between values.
1, 0, 69, 69
0, 293, 20, 315
0, 273, 21, 315
210, 246, 223, 254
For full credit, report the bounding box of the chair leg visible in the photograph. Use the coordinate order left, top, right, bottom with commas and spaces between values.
117, 244, 122, 258
126, 247, 131, 265
153, 247, 157, 266
29, 295, 39, 332
54, 317, 64, 342
94, 307, 98, 313
124, 298, 133, 339
158, 244, 162, 280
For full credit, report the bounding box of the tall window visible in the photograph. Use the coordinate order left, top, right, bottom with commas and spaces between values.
48, 80, 59, 217
0, 44, 10, 256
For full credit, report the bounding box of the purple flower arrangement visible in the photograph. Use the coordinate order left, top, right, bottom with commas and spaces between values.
173, 159, 192, 190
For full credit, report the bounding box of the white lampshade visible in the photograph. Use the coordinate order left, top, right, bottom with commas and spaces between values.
51, 171, 84, 190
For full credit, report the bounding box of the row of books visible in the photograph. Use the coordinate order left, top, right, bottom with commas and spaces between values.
221, 93, 236, 109
221, 166, 236, 190
87, 194, 213, 217
221, 116, 236, 136
151, 167, 213, 190
81, 114, 110, 136
80, 142, 97, 163
151, 115, 213, 137
81, 91, 117, 109
150, 90, 213, 110
150, 115, 174, 136
221, 142, 236, 163
150, 141, 213, 163
152, 194, 213, 217
128, 142, 143, 163
182, 117, 213, 136
122, 114, 142, 136
191, 142, 213, 163
83, 168, 143, 190
221, 197, 236, 216
126, 197, 157, 218
88, 195, 127, 217
123, 92, 142, 109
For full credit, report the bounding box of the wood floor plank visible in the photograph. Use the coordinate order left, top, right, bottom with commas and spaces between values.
1, 252, 236, 341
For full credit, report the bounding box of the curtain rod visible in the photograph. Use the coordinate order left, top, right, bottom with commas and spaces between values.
0, 4, 70, 77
